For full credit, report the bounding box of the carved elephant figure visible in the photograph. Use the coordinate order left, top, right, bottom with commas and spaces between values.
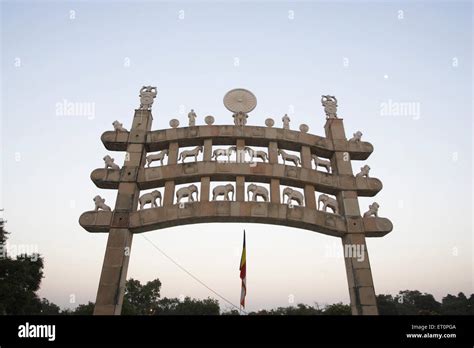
176, 184, 199, 203
282, 187, 304, 206
103, 155, 120, 170
318, 194, 339, 214
139, 190, 162, 209
247, 184, 269, 202
212, 184, 234, 201
363, 202, 379, 218
93, 195, 111, 211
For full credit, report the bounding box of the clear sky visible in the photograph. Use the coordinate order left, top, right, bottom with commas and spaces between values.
1, 0, 472, 312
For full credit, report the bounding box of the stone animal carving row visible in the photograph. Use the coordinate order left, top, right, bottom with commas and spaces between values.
282, 187, 304, 206
212, 184, 234, 201
146, 150, 168, 167
247, 184, 269, 202
178, 146, 202, 163
139, 190, 162, 209
176, 184, 199, 203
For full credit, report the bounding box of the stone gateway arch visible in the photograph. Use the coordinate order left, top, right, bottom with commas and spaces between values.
79, 87, 393, 315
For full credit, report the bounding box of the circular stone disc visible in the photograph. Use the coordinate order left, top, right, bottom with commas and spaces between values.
223, 88, 257, 113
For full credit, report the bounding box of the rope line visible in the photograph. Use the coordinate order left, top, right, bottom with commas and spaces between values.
140, 234, 247, 314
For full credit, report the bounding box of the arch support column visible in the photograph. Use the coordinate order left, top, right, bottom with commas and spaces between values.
325, 118, 379, 315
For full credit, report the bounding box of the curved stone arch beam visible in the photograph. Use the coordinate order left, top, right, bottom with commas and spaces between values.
101, 125, 374, 160
79, 202, 393, 237
90, 162, 383, 196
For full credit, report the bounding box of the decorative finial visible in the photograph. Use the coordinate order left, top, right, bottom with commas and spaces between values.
188, 109, 197, 126
282, 114, 290, 129
321, 95, 338, 119
265, 118, 275, 127
139, 86, 157, 110
223, 88, 257, 126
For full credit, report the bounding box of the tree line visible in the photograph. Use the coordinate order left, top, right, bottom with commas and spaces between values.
1, 226, 472, 315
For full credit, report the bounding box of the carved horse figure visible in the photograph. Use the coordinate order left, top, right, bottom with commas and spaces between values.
211, 146, 236, 162
176, 184, 199, 203
146, 150, 168, 167
212, 184, 234, 201
278, 149, 301, 167
318, 194, 339, 214
312, 155, 331, 173
245, 147, 268, 163
282, 187, 304, 206
139, 190, 162, 209
247, 184, 269, 202
178, 146, 202, 163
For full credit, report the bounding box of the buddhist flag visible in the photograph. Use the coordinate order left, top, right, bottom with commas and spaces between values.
239, 230, 246, 308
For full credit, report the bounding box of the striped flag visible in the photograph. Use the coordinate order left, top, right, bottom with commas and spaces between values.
239, 230, 246, 308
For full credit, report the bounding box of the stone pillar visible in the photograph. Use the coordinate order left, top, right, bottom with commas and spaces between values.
268, 141, 280, 204
203, 139, 212, 161
324, 118, 378, 315
168, 142, 179, 165
201, 177, 210, 202
300, 146, 316, 209
235, 139, 246, 201
162, 142, 179, 207
236, 176, 245, 202
201, 139, 212, 202
94, 109, 152, 315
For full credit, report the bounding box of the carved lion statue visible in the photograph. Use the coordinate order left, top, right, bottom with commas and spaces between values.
349, 131, 362, 142
93, 195, 111, 211
356, 165, 370, 178
363, 202, 379, 218
112, 120, 128, 132
139, 190, 162, 209
103, 155, 120, 170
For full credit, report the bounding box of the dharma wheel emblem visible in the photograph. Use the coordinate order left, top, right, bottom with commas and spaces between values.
223, 88, 257, 126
